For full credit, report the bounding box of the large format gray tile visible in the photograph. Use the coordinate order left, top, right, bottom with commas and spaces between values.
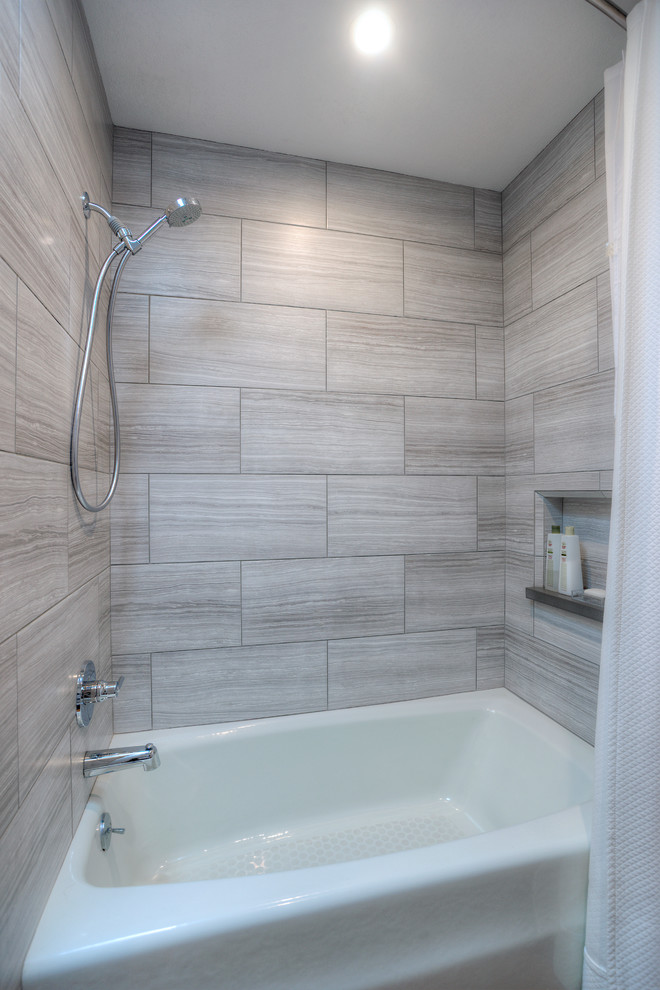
505, 281, 599, 399
533, 603, 603, 666
68, 467, 110, 591
504, 551, 535, 636
327, 162, 474, 248
0, 732, 72, 990
534, 372, 615, 473
20, 0, 100, 214
113, 205, 241, 301
597, 272, 614, 372
17, 579, 100, 802
15, 280, 78, 464
152, 133, 327, 227
110, 474, 149, 564
405, 551, 504, 632
242, 220, 404, 316
503, 235, 532, 325
241, 390, 404, 474
150, 475, 327, 562
0, 635, 18, 836
328, 476, 476, 556
474, 189, 502, 254
327, 312, 476, 399
502, 102, 595, 252
477, 626, 504, 689
404, 242, 502, 325
505, 395, 534, 475
0, 453, 68, 639
71, 1, 113, 184
117, 384, 240, 473
152, 642, 328, 727
476, 325, 504, 400
111, 654, 152, 733
594, 90, 605, 180
150, 296, 326, 390
405, 397, 504, 475
113, 127, 151, 206
242, 556, 404, 645
0, 0, 20, 91
0, 257, 16, 452
531, 176, 608, 309
505, 630, 599, 744
328, 629, 476, 708
111, 562, 241, 654
478, 477, 505, 551
0, 66, 70, 328
112, 293, 149, 383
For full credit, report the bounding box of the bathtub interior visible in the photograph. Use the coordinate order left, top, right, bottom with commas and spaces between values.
84, 690, 593, 887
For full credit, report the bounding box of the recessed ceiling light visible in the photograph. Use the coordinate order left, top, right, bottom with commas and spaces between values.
352, 9, 394, 56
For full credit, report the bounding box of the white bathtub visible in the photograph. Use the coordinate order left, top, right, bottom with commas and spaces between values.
24, 688, 593, 990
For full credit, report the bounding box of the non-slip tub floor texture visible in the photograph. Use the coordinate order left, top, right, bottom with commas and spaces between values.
152, 801, 482, 882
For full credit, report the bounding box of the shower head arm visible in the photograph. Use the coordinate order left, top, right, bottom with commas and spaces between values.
82, 193, 142, 255
135, 213, 169, 246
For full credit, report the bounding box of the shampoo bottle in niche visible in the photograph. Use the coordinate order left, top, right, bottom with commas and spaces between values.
558, 525, 583, 596
544, 525, 561, 592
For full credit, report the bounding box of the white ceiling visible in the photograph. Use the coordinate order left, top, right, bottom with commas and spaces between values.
81, 0, 631, 191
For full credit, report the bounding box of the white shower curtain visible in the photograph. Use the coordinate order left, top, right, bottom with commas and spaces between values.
582, 1, 660, 987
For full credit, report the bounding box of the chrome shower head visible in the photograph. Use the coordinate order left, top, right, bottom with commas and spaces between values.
165, 197, 202, 227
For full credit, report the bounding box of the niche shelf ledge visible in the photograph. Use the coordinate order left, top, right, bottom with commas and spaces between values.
525, 586, 604, 622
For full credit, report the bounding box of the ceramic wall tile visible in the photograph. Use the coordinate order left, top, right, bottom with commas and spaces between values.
597, 272, 614, 372
116, 383, 240, 473
534, 372, 615, 473
476, 325, 504, 400
113, 205, 241, 301
328, 476, 477, 556
404, 242, 502, 325
505, 630, 599, 744
0, 453, 68, 639
111, 654, 152, 732
111, 562, 241, 655
594, 90, 605, 180
152, 132, 327, 227
17, 579, 100, 802
0, 257, 16, 452
533, 603, 603, 666
405, 397, 504, 475
328, 629, 477, 708
474, 189, 502, 254
327, 162, 474, 248
476, 625, 505, 689
152, 641, 328, 727
505, 395, 535, 475
0, 635, 18, 837
405, 552, 504, 632
242, 556, 404, 645
241, 389, 404, 474
502, 102, 595, 252
0, 0, 20, 91
242, 220, 404, 315
110, 474, 150, 564
112, 293, 150, 383
150, 296, 326, 390
503, 235, 532, 325
113, 127, 152, 206
150, 475, 327, 562
478, 476, 505, 551
531, 176, 608, 309
327, 312, 476, 399
505, 280, 598, 399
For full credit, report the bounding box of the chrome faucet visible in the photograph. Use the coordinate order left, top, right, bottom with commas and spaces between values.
83, 743, 161, 778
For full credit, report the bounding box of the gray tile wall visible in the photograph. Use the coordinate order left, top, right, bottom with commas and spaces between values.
110, 127, 505, 734
502, 94, 612, 744
0, 2, 113, 986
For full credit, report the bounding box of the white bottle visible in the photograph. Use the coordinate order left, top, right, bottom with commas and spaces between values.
558, 525, 583, 596
544, 525, 561, 592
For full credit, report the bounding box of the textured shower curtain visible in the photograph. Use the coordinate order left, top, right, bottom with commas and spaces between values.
582, 1, 660, 987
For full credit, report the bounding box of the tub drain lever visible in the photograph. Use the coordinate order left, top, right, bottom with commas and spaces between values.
99, 812, 125, 852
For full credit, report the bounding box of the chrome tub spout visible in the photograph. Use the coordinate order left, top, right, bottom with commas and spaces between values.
83, 743, 160, 778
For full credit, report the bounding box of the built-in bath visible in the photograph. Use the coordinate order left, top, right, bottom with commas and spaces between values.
23, 688, 593, 990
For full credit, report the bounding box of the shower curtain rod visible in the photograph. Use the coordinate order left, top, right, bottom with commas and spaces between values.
585, 0, 627, 30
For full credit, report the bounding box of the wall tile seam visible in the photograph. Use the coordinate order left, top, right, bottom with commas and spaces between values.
504, 367, 614, 404
502, 167, 604, 256
504, 623, 601, 672
111, 548, 503, 571
503, 272, 601, 331
8, 567, 106, 655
